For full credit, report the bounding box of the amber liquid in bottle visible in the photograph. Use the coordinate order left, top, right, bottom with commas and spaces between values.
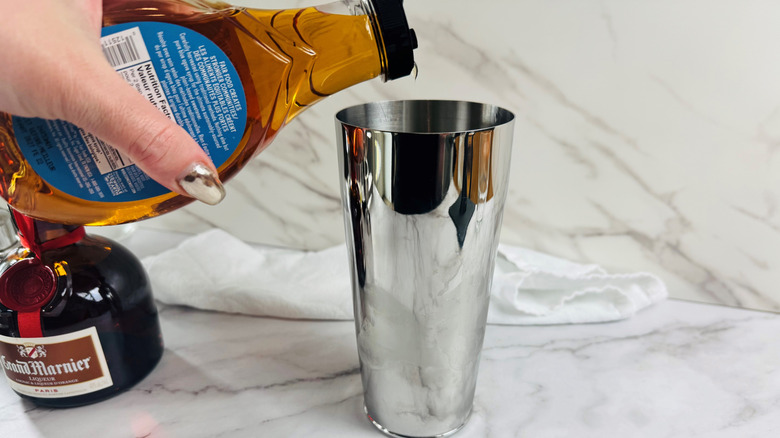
0, 0, 384, 225
0, 222, 164, 407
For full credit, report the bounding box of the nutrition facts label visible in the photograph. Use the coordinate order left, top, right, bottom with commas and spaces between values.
12, 22, 247, 203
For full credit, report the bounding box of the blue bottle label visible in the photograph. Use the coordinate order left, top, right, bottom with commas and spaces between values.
12, 22, 247, 202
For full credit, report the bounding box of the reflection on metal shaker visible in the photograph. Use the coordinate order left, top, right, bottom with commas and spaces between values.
337, 100, 515, 437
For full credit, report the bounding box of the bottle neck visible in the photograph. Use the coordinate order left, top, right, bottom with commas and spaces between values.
353, 0, 390, 80
261, 1, 384, 120
315, 0, 392, 79
261, 0, 415, 120
314, 0, 417, 81
352, 0, 417, 81
10, 210, 85, 259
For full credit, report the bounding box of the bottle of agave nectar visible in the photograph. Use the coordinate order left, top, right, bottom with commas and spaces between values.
0, 0, 417, 225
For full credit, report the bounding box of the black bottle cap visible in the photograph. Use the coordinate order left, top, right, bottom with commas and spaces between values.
371, 0, 418, 80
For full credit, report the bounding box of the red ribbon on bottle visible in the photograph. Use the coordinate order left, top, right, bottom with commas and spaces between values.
16, 312, 43, 338
11, 211, 85, 259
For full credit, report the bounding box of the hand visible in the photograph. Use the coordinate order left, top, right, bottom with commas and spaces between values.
0, 0, 225, 205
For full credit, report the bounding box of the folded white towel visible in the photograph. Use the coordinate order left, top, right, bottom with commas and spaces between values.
141, 229, 667, 325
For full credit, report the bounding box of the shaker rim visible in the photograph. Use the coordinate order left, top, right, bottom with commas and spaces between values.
336, 99, 515, 134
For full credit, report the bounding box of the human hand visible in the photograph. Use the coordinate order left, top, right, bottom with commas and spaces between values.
0, 0, 225, 205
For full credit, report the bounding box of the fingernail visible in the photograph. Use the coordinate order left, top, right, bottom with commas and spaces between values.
177, 163, 225, 205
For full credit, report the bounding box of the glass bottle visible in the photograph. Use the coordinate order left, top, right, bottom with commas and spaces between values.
0, 208, 163, 407
0, 0, 417, 225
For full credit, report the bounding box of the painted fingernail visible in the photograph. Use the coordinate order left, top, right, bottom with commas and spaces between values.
177, 163, 225, 205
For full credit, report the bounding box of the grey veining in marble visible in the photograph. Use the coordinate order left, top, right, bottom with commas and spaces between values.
141, 0, 780, 312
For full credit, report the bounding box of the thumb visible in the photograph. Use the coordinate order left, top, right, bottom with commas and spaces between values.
61, 56, 226, 205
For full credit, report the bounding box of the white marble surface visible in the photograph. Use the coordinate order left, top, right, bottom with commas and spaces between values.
2, 291, 779, 437
1, 227, 780, 437
141, 0, 780, 312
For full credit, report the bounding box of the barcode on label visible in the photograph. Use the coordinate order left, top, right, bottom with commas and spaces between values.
100, 27, 151, 70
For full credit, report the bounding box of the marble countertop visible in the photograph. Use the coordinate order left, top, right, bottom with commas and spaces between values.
1, 228, 779, 437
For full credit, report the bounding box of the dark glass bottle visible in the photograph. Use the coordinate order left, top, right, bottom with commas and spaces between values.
0, 209, 163, 407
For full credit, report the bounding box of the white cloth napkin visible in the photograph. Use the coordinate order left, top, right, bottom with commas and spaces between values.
141, 229, 667, 325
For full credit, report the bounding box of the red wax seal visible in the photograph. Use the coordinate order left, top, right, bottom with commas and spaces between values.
0, 258, 57, 312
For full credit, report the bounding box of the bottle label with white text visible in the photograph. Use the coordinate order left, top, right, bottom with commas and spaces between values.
0, 327, 113, 398
12, 22, 247, 202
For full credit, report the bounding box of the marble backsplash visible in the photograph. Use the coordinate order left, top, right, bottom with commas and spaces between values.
143, 0, 780, 312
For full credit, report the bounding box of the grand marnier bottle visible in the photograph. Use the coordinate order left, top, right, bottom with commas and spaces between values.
0, 208, 163, 407
0, 0, 417, 225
